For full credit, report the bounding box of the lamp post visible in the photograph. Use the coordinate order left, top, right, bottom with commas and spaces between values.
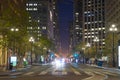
109, 24, 117, 67
29, 37, 34, 65
93, 37, 99, 58
10, 28, 19, 55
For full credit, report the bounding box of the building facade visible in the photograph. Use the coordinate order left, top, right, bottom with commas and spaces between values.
73, 0, 105, 54
83, 0, 105, 51
26, 0, 49, 41
73, 0, 83, 48
26, 0, 60, 52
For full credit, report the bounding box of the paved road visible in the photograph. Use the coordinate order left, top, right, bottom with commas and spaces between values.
0, 63, 120, 80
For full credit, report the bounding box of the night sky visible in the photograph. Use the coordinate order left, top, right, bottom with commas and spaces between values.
58, 0, 73, 54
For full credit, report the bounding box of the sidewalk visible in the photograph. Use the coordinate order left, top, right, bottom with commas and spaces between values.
0, 65, 31, 76
88, 64, 120, 74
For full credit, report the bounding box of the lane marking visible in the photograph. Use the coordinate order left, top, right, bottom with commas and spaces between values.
101, 71, 117, 76
74, 71, 81, 75
62, 71, 67, 75
38, 71, 48, 75
10, 72, 22, 76
71, 67, 81, 75
24, 72, 34, 75
82, 71, 95, 80
70, 65, 80, 75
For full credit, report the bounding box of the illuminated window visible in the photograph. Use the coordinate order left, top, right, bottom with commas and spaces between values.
75, 27, 79, 29
76, 32, 79, 34
99, 28, 101, 30
29, 3, 33, 6
26, 8, 28, 11
102, 27, 105, 29
30, 27, 32, 29
76, 20, 78, 22
53, 6, 55, 9
34, 4, 37, 6
75, 12, 79, 15
103, 42, 105, 44
34, 8, 38, 11
38, 20, 40, 22
53, 22, 55, 24
26, 3, 28, 6
29, 20, 32, 22
38, 31, 40, 33
88, 5, 91, 7
29, 8, 32, 11
29, 17, 31, 19
42, 26, 46, 30
91, 28, 94, 31
38, 27, 40, 29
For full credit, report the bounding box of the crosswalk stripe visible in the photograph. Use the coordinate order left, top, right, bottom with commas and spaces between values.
71, 67, 81, 75
10, 72, 22, 76
62, 71, 67, 75
24, 72, 34, 75
74, 71, 81, 75
52, 70, 67, 75
98, 71, 117, 76
38, 71, 48, 75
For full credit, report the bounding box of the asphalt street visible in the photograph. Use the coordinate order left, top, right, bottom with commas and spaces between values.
0, 63, 120, 80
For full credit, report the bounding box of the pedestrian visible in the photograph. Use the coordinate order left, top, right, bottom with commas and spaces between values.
94, 58, 97, 65
9, 63, 13, 70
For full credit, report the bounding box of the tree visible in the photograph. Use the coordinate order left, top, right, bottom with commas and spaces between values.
0, 0, 30, 67
34, 36, 55, 56
104, 32, 118, 56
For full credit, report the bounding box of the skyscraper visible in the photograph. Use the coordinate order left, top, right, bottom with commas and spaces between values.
73, 0, 83, 47
83, 0, 105, 49
26, 0, 60, 52
73, 0, 105, 54
26, 0, 49, 41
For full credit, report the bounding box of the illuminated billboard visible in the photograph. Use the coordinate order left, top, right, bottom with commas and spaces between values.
118, 46, 120, 67
10, 56, 17, 66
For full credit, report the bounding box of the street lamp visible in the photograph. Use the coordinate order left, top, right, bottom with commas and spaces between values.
93, 37, 99, 58
109, 24, 117, 67
29, 37, 34, 65
10, 28, 19, 55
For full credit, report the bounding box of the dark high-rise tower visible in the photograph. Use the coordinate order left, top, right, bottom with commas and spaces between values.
26, 0, 60, 52
26, 0, 49, 41
73, 0, 83, 47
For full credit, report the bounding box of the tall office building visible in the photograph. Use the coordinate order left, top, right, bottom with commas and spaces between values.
73, 0, 83, 48
26, 0, 50, 41
51, 0, 60, 53
26, 0, 60, 52
47, 0, 60, 52
73, 0, 105, 52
